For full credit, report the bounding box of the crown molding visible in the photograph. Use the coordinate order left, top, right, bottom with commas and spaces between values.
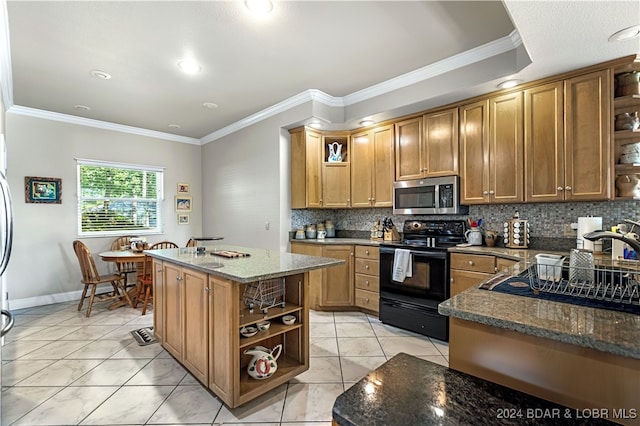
343, 31, 522, 106
8, 105, 201, 145
0, 0, 14, 109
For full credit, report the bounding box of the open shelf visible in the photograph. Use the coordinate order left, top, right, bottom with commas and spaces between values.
239, 322, 303, 349
239, 305, 302, 328
614, 130, 640, 141
614, 94, 640, 111
614, 164, 640, 174
238, 355, 307, 403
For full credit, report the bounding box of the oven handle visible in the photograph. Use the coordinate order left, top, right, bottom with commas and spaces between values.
380, 246, 446, 260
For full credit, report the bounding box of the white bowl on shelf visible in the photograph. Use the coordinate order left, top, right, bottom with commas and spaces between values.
240, 325, 258, 338
282, 315, 296, 325
256, 320, 271, 331
619, 152, 640, 164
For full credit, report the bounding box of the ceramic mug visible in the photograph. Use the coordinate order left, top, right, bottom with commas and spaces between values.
317, 230, 327, 239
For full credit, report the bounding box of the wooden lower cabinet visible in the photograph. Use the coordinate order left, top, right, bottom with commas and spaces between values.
449, 252, 519, 296
155, 260, 309, 408
354, 246, 379, 313
152, 258, 164, 343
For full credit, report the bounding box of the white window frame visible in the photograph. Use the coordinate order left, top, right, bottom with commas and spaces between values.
76, 158, 164, 237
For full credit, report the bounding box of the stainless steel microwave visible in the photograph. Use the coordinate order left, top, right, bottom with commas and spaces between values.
393, 176, 468, 215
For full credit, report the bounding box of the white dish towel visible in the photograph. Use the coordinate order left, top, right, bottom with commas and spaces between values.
392, 249, 413, 282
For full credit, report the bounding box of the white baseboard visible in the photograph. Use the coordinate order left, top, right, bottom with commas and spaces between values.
8, 290, 83, 310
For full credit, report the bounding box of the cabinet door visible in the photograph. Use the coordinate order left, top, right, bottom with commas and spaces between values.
163, 262, 183, 359
305, 130, 323, 208
524, 82, 564, 202
459, 100, 490, 204
450, 269, 493, 297
321, 245, 354, 306
395, 117, 424, 181
350, 130, 373, 208
152, 258, 164, 343
322, 163, 351, 207
290, 242, 323, 309
182, 268, 209, 384
424, 108, 459, 176
371, 125, 394, 206
490, 92, 523, 203
564, 69, 611, 201
209, 275, 235, 405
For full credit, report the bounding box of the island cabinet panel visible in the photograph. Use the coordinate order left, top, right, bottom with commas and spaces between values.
208, 275, 235, 405
152, 258, 164, 343
163, 262, 183, 359
289, 242, 323, 309
182, 268, 209, 384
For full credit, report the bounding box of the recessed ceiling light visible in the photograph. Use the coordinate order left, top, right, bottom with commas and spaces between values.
609, 25, 640, 42
90, 70, 111, 80
74, 105, 91, 111
497, 79, 522, 89
203, 102, 219, 109
178, 60, 201, 74
245, 0, 273, 15
168, 124, 181, 129
359, 120, 375, 127
308, 122, 325, 129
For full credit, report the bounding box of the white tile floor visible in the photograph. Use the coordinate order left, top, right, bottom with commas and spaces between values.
1, 302, 448, 425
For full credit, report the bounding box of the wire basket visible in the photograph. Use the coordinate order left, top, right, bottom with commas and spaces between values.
243, 278, 286, 312
529, 257, 640, 305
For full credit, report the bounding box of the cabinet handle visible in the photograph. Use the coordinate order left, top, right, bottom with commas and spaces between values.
557, 186, 564, 191
365, 280, 369, 286
468, 260, 474, 265
365, 264, 369, 269
177, 276, 183, 282
565, 186, 572, 191
482, 191, 489, 195
489, 190, 495, 195
371, 197, 375, 201
157, 269, 162, 273
365, 250, 370, 255
205, 287, 210, 292
450, 277, 454, 283
365, 298, 370, 303
367, 197, 372, 201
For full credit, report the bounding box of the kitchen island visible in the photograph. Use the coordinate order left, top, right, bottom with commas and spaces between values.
145, 245, 344, 408
439, 263, 640, 425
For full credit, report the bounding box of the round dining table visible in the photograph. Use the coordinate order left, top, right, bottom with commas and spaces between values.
98, 250, 147, 310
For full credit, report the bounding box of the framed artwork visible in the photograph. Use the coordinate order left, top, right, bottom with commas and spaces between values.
25, 176, 62, 204
175, 195, 192, 212
177, 183, 190, 194
178, 214, 190, 225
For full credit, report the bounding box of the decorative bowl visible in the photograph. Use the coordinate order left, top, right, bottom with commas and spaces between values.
620, 152, 640, 164
282, 315, 296, 325
256, 320, 271, 331
240, 325, 258, 338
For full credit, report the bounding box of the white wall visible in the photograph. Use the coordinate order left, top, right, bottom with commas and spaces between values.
200, 103, 315, 252
5, 113, 202, 308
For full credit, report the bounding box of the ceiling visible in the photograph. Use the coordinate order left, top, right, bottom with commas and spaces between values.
2, 1, 639, 144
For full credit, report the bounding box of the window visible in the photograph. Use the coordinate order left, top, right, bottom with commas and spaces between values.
77, 159, 164, 236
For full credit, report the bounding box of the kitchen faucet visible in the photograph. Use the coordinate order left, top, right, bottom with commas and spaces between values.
583, 231, 640, 254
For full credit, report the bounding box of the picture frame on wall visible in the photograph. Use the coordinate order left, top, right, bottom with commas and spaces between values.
25, 176, 62, 204
178, 214, 189, 225
177, 183, 190, 194
175, 195, 192, 212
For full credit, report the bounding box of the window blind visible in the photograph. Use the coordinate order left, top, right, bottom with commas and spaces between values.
76, 159, 164, 236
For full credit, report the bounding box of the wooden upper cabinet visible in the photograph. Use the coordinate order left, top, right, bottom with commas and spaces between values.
290, 128, 322, 208
424, 108, 459, 176
351, 125, 394, 207
564, 69, 611, 201
395, 117, 423, 180
459, 100, 490, 203
525, 82, 565, 202
322, 133, 351, 207
489, 91, 523, 203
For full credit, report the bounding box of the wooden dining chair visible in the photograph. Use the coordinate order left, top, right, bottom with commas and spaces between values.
73, 240, 132, 317
185, 238, 197, 248
150, 241, 178, 250
110, 235, 139, 288
133, 254, 154, 315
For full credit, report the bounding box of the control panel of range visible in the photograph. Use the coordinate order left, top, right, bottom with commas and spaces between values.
402, 220, 466, 236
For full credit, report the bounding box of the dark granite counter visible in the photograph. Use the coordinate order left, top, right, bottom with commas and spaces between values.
145, 245, 344, 283
332, 353, 613, 425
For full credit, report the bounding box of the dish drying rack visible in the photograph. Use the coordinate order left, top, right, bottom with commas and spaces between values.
243, 278, 286, 313
529, 258, 640, 305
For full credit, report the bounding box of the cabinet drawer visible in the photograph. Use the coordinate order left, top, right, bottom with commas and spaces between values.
355, 289, 379, 312
355, 245, 379, 260
450, 253, 496, 273
355, 258, 379, 275
496, 257, 517, 272
450, 269, 493, 297
355, 273, 380, 292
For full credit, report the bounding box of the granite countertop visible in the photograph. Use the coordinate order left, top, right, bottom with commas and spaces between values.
440, 247, 640, 359
448, 245, 567, 262
145, 245, 344, 283
290, 237, 381, 246
332, 353, 613, 426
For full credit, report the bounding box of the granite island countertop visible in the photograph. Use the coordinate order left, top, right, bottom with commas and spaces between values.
440, 247, 640, 360
332, 353, 613, 426
145, 245, 344, 283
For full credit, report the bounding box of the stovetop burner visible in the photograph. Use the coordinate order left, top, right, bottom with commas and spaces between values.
382, 220, 468, 250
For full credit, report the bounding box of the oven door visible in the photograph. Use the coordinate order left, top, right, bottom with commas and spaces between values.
379, 246, 449, 301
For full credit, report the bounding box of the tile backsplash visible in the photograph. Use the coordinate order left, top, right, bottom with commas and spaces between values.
292, 200, 640, 241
